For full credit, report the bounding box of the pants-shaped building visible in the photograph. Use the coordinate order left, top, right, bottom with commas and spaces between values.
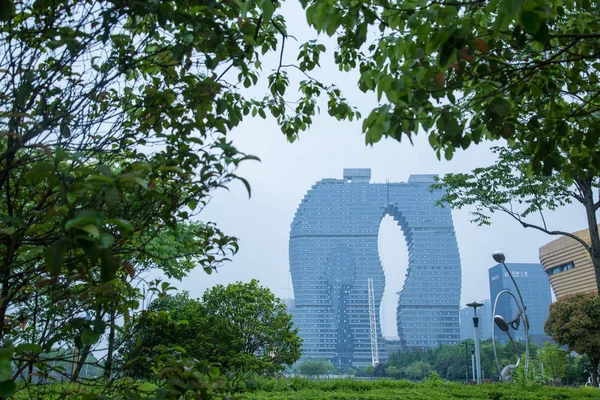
289, 169, 461, 367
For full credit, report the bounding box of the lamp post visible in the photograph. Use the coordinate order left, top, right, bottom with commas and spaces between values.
465, 341, 469, 384
491, 251, 530, 381
471, 350, 475, 384
466, 301, 484, 384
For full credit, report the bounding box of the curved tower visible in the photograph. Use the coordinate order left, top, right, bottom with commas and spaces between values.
289, 169, 461, 367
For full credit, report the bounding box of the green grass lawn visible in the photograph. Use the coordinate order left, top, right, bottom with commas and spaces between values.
242, 378, 600, 400
14, 377, 600, 399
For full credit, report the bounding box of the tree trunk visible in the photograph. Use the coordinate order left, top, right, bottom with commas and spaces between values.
104, 308, 116, 380
578, 177, 600, 293
72, 345, 91, 381
591, 357, 599, 388
28, 293, 40, 383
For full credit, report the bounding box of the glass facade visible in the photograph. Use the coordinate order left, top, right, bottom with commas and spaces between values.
488, 263, 552, 345
289, 169, 462, 367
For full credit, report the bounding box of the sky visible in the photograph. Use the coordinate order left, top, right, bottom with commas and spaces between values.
169, 2, 587, 339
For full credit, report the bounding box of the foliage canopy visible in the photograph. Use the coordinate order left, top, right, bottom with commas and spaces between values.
301, 0, 600, 180
545, 292, 600, 387
0, 0, 351, 396
432, 146, 600, 291
121, 281, 302, 378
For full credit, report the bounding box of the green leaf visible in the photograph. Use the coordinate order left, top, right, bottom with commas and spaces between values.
502, 0, 523, 17
238, 176, 252, 198
66, 191, 78, 205
0, 358, 12, 381
78, 224, 100, 238
414, 89, 428, 103
93, 319, 106, 334
65, 216, 97, 231
97, 164, 112, 177
521, 10, 542, 35
0, 380, 16, 397
16, 343, 43, 353
439, 40, 455, 67
0, 0, 15, 22
81, 329, 100, 345
444, 148, 454, 161
45, 237, 68, 276
118, 174, 148, 189
492, 98, 511, 117
241, 0, 252, 16
158, 165, 184, 174
86, 174, 114, 184
108, 218, 134, 236
99, 233, 114, 248
100, 248, 118, 282
428, 133, 438, 147
261, 0, 274, 23
105, 186, 118, 208
25, 162, 54, 185
0, 227, 15, 235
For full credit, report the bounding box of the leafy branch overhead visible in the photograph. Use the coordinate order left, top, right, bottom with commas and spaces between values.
433, 145, 600, 292
432, 147, 575, 228
0, 0, 352, 396
301, 0, 600, 178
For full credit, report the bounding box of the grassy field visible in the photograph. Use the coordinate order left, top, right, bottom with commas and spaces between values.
242, 378, 600, 400
14, 377, 600, 399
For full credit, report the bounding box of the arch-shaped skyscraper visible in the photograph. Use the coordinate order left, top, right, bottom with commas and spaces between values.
289, 169, 461, 367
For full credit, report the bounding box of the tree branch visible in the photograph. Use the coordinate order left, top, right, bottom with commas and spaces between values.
496, 204, 592, 253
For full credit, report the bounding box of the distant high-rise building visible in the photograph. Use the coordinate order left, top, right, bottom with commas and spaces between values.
460, 300, 492, 341
282, 298, 295, 315
289, 169, 462, 367
488, 263, 552, 345
539, 226, 599, 298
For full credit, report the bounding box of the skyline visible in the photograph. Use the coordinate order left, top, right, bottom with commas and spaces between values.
167, 2, 588, 339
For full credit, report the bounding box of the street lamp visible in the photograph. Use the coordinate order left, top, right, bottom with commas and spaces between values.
491, 251, 530, 382
466, 301, 484, 384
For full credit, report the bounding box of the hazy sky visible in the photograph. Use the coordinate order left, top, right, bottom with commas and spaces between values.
171, 2, 586, 338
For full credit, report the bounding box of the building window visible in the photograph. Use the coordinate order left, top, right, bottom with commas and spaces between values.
546, 261, 575, 276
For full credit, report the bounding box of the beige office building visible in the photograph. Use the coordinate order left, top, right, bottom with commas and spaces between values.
539, 226, 599, 299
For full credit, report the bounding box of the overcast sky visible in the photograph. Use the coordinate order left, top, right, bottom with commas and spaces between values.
170, 2, 586, 339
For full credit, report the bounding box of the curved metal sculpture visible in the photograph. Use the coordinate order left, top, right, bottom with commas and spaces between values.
491, 252, 530, 381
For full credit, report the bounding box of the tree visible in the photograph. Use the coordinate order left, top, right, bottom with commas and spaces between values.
538, 342, 569, 384
300, 1, 600, 285
300, 1, 600, 176
385, 339, 538, 382
385, 365, 400, 379
122, 281, 302, 377
296, 359, 335, 379
545, 292, 600, 387
403, 361, 432, 381
118, 292, 206, 379
201, 280, 302, 375
1, 0, 361, 396
432, 146, 600, 292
